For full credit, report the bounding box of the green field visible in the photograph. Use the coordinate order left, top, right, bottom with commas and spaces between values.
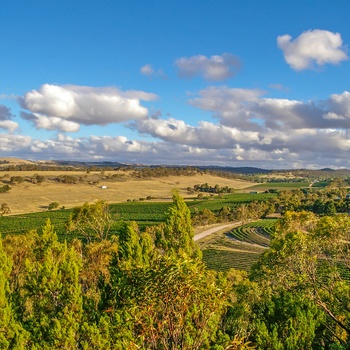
311, 181, 330, 188
227, 219, 276, 247
202, 249, 261, 271
246, 182, 310, 191
186, 193, 276, 212
0, 196, 279, 272
199, 219, 278, 272
0, 193, 277, 237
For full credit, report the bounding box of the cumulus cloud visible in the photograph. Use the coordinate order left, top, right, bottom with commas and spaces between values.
140, 64, 154, 76
277, 29, 348, 70
20, 84, 158, 131
175, 53, 240, 81
7, 84, 350, 168
2, 128, 350, 169
125, 87, 350, 167
188, 86, 350, 131
140, 64, 166, 79
189, 86, 264, 130
21, 112, 80, 132
0, 105, 14, 120
0, 120, 19, 133
0, 105, 19, 132
134, 117, 260, 148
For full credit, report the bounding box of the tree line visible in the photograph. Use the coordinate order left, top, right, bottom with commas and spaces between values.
1, 192, 350, 348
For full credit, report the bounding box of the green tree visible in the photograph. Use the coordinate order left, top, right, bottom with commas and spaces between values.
105, 252, 226, 349
48, 201, 59, 210
155, 190, 199, 257
0, 235, 29, 348
250, 211, 350, 348
0, 203, 11, 215
21, 220, 83, 349
67, 200, 116, 241
192, 208, 217, 226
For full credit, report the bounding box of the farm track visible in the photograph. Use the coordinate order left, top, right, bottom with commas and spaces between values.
194, 222, 243, 241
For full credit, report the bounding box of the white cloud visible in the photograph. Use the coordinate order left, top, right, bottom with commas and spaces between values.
175, 53, 240, 81
140, 64, 155, 76
188, 86, 263, 130
0, 134, 32, 152
189, 86, 350, 131
7, 84, 350, 168
22, 112, 80, 132
20, 84, 158, 131
140, 64, 166, 79
0, 105, 18, 132
277, 29, 348, 70
2, 127, 350, 169
134, 117, 260, 148
0, 120, 19, 133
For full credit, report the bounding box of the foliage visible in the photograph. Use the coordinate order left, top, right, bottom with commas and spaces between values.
48, 201, 59, 210
249, 211, 350, 347
67, 200, 117, 241
155, 190, 200, 258
0, 184, 11, 193
0, 203, 11, 215
2, 191, 350, 348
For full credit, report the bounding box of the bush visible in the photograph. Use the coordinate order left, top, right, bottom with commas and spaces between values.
48, 202, 59, 210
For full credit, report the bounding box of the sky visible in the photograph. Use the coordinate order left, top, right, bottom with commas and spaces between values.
1, 0, 350, 169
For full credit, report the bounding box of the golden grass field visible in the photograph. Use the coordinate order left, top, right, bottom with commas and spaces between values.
0, 158, 254, 215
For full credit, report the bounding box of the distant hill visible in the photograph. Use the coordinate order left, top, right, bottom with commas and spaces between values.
54, 160, 126, 168
197, 166, 272, 175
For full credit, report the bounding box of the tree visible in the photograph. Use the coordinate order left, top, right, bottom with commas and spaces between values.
217, 206, 233, 222
104, 251, 226, 349
48, 201, 59, 210
155, 190, 199, 257
67, 200, 116, 242
192, 208, 217, 226
21, 220, 83, 349
234, 204, 250, 224
0, 235, 29, 348
0, 203, 11, 215
250, 211, 350, 348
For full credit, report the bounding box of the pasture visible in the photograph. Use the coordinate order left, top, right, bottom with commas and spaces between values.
0, 169, 254, 215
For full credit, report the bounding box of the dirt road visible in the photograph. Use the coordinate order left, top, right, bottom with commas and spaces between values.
194, 221, 243, 241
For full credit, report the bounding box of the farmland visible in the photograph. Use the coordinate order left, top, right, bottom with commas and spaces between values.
198, 219, 278, 271
0, 168, 255, 215
0, 193, 277, 236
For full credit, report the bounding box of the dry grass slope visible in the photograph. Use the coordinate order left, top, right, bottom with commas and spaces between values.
0, 169, 253, 215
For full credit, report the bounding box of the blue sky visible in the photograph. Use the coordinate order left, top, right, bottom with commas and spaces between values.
1, 0, 350, 168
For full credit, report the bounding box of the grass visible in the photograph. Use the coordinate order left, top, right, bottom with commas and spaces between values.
245, 182, 310, 191
0, 171, 254, 215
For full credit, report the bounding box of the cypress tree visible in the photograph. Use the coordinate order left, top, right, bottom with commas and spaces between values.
21, 220, 83, 349
0, 236, 28, 349
156, 190, 200, 258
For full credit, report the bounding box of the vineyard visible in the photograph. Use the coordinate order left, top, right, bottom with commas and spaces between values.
227, 219, 276, 247
186, 192, 276, 212
199, 219, 278, 272
246, 181, 310, 191
0, 193, 276, 236
202, 249, 261, 271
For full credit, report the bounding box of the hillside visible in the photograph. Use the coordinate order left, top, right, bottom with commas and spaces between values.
0, 169, 254, 215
